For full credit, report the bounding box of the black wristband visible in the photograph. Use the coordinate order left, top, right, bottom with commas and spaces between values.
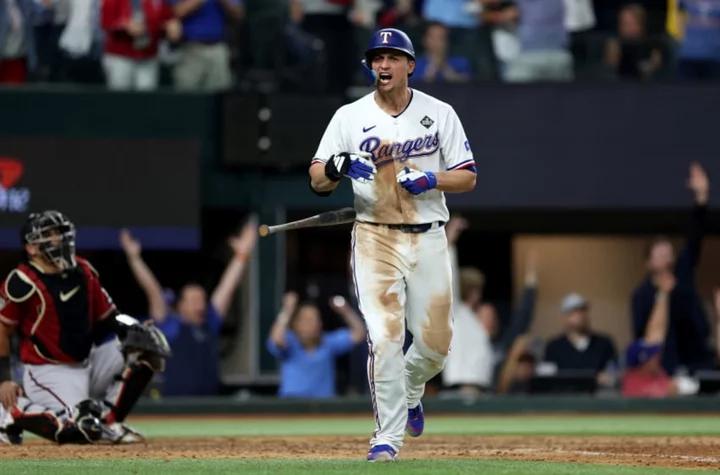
324, 157, 342, 182
0, 356, 11, 381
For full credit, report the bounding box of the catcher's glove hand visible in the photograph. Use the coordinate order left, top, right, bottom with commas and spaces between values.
121, 324, 172, 359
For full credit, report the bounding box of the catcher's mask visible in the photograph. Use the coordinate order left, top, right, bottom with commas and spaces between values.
22, 210, 77, 271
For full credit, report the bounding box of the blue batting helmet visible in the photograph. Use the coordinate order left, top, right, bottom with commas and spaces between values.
361, 28, 416, 84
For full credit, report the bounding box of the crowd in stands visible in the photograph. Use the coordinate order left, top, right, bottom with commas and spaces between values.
1, 0, 719, 91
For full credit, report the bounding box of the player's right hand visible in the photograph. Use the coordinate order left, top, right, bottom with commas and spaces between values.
325, 152, 375, 183
0, 381, 22, 410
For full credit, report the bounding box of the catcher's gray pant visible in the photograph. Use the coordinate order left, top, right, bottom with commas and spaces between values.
22, 338, 125, 414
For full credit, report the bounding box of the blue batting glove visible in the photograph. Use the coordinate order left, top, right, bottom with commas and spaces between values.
325, 152, 376, 183
346, 153, 375, 181
396, 167, 437, 195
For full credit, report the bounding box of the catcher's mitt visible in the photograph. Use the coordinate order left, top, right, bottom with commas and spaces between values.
121, 324, 172, 359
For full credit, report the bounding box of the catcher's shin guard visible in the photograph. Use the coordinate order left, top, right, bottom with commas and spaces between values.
103, 357, 157, 424
7, 404, 63, 443
8, 400, 102, 444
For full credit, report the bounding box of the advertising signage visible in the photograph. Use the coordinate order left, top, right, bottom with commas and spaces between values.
0, 137, 201, 250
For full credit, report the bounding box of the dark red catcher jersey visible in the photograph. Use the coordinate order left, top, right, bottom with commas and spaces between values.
0, 257, 116, 365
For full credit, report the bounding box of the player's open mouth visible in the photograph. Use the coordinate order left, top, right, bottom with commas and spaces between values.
378, 73, 392, 84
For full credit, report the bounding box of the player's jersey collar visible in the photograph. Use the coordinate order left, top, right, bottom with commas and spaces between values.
373, 88, 414, 119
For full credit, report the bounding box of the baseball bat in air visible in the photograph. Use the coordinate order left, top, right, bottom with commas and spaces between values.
258, 207, 357, 237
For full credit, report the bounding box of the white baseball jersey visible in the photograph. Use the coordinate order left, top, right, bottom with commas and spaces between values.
312, 89, 475, 225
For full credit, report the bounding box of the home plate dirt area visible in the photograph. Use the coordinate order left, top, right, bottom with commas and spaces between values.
2, 435, 719, 470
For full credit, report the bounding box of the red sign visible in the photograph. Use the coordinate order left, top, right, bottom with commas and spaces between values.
0, 158, 23, 189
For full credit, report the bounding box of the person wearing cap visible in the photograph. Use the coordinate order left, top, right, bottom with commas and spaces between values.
543, 292, 618, 389
118, 220, 257, 396
623, 271, 699, 397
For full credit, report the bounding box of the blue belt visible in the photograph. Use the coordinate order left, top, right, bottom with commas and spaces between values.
363, 221, 446, 234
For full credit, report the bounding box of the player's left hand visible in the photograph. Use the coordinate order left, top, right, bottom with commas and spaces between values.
396, 167, 437, 195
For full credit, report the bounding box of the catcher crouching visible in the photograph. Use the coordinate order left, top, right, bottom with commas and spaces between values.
0, 210, 171, 445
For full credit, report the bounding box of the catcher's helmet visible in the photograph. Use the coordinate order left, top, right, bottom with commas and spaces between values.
362, 28, 416, 84
21, 210, 77, 271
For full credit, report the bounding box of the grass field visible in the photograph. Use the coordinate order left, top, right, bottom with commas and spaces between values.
1, 414, 719, 474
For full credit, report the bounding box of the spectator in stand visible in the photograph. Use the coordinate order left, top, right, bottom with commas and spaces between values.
488, 249, 537, 384
422, 0, 479, 51
481, 0, 521, 77
631, 163, 715, 376
674, 0, 720, 80
421, 0, 499, 80
543, 293, 619, 389
622, 271, 700, 398
267, 292, 366, 398
0, 0, 37, 85
101, 0, 183, 91
497, 334, 538, 394
169, 0, 244, 92
32, 0, 69, 83
119, 218, 258, 396
564, 0, 596, 73
504, 0, 574, 82
604, 4, 664, 80
442, 266, 493, 396
289, 0, 355, 93
443, 217, 538, 393
412, 21, 472, 83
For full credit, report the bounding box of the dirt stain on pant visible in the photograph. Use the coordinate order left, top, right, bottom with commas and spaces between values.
421, 292, 453, 356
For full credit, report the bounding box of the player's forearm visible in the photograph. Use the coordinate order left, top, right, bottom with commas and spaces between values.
269, 311, 291, 348
434, 169, 476, 193
211, 255, 248, 318
644, 292, 669, 344
309, 163, 340, 193
339, 308, 367, 343
126, 255, 167, 320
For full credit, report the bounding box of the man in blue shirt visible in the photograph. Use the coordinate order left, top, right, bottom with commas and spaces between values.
119, 218, 257, 396
267, 292, 365, 398
411, 21, 472, 83
676, 0, 720, 80
504, 0, 574, 82
169, 0, 244, 90
422, 0, 498, 80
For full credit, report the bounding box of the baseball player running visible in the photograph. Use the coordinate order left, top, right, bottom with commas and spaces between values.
0, 210, 171, 445
308, 28, 476, 462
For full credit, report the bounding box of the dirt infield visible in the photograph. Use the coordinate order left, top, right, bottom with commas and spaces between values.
2, 435, 719, 470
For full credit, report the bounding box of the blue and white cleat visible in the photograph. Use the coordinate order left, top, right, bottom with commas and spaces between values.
405, 402, 424, 437
367, 444, 398, 462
